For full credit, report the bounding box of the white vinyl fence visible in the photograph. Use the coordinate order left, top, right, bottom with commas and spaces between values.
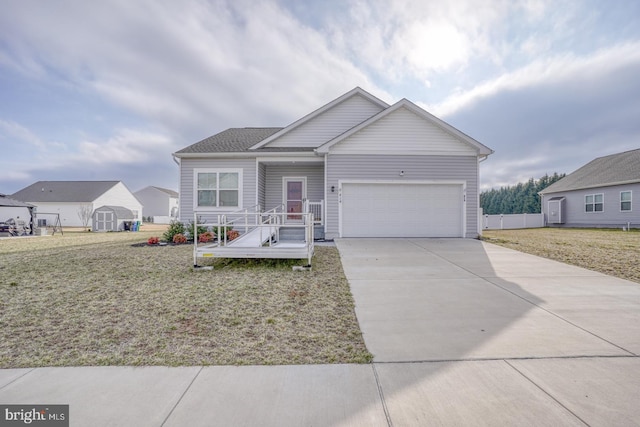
482, 213, 545, 230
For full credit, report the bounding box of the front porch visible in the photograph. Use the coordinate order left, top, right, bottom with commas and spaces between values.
258, 161, 325, 239
193, 208, 317, 267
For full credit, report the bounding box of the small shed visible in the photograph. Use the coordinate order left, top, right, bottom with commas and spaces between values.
92, 205, 135, 232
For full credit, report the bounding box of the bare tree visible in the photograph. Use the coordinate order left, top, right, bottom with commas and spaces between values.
77, 204, 93, 229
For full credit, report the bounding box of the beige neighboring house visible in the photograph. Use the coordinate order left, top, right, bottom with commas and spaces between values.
133, 186, 179, 223
11, 181, 142, 228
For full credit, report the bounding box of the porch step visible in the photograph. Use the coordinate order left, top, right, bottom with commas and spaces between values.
278, 226, 325, 241
279, 228, 305, 241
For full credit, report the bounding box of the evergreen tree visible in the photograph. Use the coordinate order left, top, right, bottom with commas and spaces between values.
480, 173, 566, 214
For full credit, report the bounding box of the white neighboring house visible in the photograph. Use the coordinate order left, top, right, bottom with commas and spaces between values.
133, 186, 179, 223
11, 181, 142, 228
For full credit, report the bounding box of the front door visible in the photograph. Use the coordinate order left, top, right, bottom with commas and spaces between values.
283, 177, 306, 222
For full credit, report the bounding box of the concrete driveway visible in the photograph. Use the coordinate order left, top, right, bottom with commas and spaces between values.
1, 238, 638, 426
336, 238, 640, 425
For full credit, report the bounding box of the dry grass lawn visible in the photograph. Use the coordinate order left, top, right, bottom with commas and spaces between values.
0, 229, 371, 368
482, 228, 640, 283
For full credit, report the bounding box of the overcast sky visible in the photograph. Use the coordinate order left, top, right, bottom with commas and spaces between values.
1, 0, 639, 195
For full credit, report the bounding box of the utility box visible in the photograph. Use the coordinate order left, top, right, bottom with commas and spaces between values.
547, 197, 566, 224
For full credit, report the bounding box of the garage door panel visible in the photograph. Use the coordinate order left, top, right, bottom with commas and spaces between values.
341, 183, 463, 237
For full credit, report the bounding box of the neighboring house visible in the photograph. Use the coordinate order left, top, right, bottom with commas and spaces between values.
173, 87, 493, 239
133, 186, 179, 222
11, 181, 142, 228
539, 148, 640, 228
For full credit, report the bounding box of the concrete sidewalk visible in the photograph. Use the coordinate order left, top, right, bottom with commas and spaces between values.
1, 238, 639, 426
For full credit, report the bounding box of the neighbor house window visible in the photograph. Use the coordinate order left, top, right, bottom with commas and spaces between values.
621, 191, 632, 211
585, 194, 603, 212
195, 169, 241, 208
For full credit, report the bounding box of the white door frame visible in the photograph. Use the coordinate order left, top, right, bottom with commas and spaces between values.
283, 177, 307, 223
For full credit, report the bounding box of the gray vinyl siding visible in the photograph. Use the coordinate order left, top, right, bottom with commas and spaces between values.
264, 165, 324, 210
325, 154, 479, 239
179, 158, 256, 224
330, 106, 477, 155
258, 163, 267, 210
542, 183, 640, 228
267, 95, 384, 148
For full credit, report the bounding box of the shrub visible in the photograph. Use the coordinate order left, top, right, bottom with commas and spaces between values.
163, 220, 185, 242
198, 231, 214, 243
227, 230, 240, 241
147, 236, 159, 245
186, 220, 208, 241
172, 233, 187, 244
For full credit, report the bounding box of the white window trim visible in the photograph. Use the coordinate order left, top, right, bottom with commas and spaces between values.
620, 190, 632, 212
193, 168, 243, 211
585, 193, 604, 213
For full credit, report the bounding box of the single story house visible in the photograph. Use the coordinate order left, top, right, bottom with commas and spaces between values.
0, 194, 35, 235
539, 148, 640, 228
133, 186, 179, 223
173, 87, 493, 239
11, 181, 142, 228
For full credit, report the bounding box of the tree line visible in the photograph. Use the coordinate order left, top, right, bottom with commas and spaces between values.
480, 173, 566, 215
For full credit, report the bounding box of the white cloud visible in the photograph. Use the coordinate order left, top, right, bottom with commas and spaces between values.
73, 129, 173, 165
430, 41, 640, 117
0, 119, 46, 148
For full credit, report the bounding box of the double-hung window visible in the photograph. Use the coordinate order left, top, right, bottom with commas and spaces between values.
621, 191, 632, 212
195, 169, 241, 208
585, 194, 603, 212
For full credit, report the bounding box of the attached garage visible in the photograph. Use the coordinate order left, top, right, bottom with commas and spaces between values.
340, 181, 465, 238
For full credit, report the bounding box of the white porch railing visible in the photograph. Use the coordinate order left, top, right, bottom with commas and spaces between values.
192, 206, 314, 267
305, 200, 324, 225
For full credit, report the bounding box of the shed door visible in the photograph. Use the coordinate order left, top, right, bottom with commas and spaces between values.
341, 183, 464, 237
96, 211, 114, 231
547, 198, 565, 224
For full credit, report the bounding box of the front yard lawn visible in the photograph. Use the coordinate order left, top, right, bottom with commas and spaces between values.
482, 228, 640, 283
0, 231, 371, 367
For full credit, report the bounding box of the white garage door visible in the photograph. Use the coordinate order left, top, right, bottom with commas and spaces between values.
341, 183, 464, 237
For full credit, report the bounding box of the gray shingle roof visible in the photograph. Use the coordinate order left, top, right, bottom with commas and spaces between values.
151, 187, 179, 197
11, 181, 120, 203
175, 128, 283, 154
95, 205, 135, 219
540, 148, 640, 194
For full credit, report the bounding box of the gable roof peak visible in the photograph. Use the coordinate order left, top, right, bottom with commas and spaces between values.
315, 97, 493, 156
249, 87, 390, 150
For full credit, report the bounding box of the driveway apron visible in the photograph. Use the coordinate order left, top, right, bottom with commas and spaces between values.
336, 238, 640, 426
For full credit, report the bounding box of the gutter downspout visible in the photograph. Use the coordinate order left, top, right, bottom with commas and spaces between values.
172, 154, 181, 220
